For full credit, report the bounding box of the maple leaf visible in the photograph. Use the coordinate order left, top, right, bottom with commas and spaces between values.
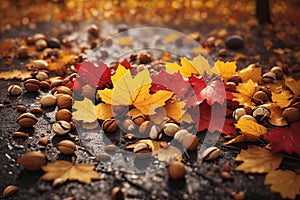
191, 101, 236, 135
150, 70, 190, 97
41, 160, 100, 184
235, 145, 283, 173
47, 50, 78, 75
165, 55, 212, 78
98, 65, 173, 115
265, 121, 300, 156
96, 103, 114, 120
190, 76, 227, 105
285, 77, 300, 96
0, 70, 32, 80
238, 64, 261, 82
264, 170, 300, 199
163, 97, 186, 123
235, 118, 268, 139
74, 61, 111, 88
271, 91, 293, 108
233, 79, 257, 107
213, 60, 237, 82
72, 97, 97, 123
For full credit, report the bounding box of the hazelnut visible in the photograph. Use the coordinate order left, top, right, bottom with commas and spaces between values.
133, 143, 152, 158
163, 123, 180, 137
201, 147, 220, 161
96, 153, 111, 160
12, 131, 29, 138
17, 151, 47, 171
225, 82, 237, 92
50, 79, 63, 89
32, 60, 48, 70
168, 161, 186, 180
243, 106, 253, 115
253, 106, 270, 121
111, 186, 124, 200
122, 119, 136, 132
24, 79, 41, 92
182, 134, 199, 151
81, 84, 95, 99
55, 109, 72, 122
17, 45, 28, 58
262, 72, 276, 83
52, 120, 71, 135
30, 107, 43, 114
283, 107, 300, 123
57, 94, 72, 109
16, 113, 38, 127
40, 95, 57, 107
227, 75, 242, 85
56, 140, 76, 154
252, 91, 269, 105
8, 85, 22, 95
36, 71, 48, 81
239, 115, 257, 123
39, 137, 49, 145
139, 120, 151, 135
16, 104, 27, 112
132, 115, 145, 126
40, 81, 50, 89
102, 119, 118, 133
233, 108, 246, 121
149, 125, 163, 140
2, 185, 19, 198
271, 66, 284, 80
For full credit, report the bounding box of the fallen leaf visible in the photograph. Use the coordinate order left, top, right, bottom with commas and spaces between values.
98, 65, 173, 115
0, 70, 32, 80
271, 90, 293, 108
285, 77, 300, 96
264, 170, 300, 199
233, 79, 257, 107
41, 160, 100, 184
118, 37, 134, 46
213, 60, 237, 82
265, 121, 300, 156
235, 145, 283, 173
264, 103, 288, 126
224, 135, 257, 145
153, 146, 182, 163
164, 97, 185, 123
238, 64, 261, 83
95, 103, 113, 120
235, 118, 268, 139
72, 97, 97, 123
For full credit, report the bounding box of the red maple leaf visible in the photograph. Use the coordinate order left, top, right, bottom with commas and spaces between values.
190, 101, 237, 135
111, 59, 132, 70
265, 121, 300, 156
72, 61, 111, 89
150, 70, 191, 97
190, 76, 228, 105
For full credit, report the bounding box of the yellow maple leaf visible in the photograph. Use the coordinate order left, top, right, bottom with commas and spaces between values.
224, 135, 257, 146
271, 91, 293, 108
213, 60, 237, 82
285, 77, 300, 97
0, 70, 32, 80
235, 118, 268, 139
98, 65, 173, 115
233, 79, 257, 107
72, 97, 97, 123
164, 97, 185, 123
41, 160, 100, 184
95, 103, 113, 120
235, 146, 282, 173
265, 170, 300, 199
238, 64, 261, 82
165, 55, 213, 78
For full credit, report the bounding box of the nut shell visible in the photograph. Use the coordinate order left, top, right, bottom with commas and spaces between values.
52, 120, 71, 135
133, 143, 151, 158
2, 185, 19, 198
55, 109, 72, 122
233, 108, 246, 121
8, 85, 22, 95
182, 134, 199, 151
102, 119, 118, 133
17, 113, 38, 127
253, 106, 270, 121
24, 79, 41, 92
201, 147, 220, 161
57, 94, 72, 109
40, 95, 57, 107
163, 123, 180, 137
56, 140, 76, 154
283, 107, 300, 123
252, 91, 269, 105
174, 129, 189, 143
168, 161, 186, 180
17, 151, 47, 171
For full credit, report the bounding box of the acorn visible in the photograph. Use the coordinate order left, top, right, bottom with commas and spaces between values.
282, 107, 300, 123
262, 72, 276, 83
252, 91, 269, 105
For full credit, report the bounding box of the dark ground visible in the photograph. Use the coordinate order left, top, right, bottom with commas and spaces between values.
1, 0, 300, 199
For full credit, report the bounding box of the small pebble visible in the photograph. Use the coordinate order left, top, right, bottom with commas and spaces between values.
225, 35, 244, 50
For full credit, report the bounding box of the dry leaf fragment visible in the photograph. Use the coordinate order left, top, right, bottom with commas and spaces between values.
233, 79, 257, 107
271, 91, 293, 108
41, 160, 100, 184
264, 103, 288, 126
214, 60, 237, 82
285, 77, 300, 97
235, 146, 282, 173
235, 118, 268, 139
238, 64, 261, 83
265, 170, 300, 199
0, 70, 32, 80
72, 97, 97, 123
